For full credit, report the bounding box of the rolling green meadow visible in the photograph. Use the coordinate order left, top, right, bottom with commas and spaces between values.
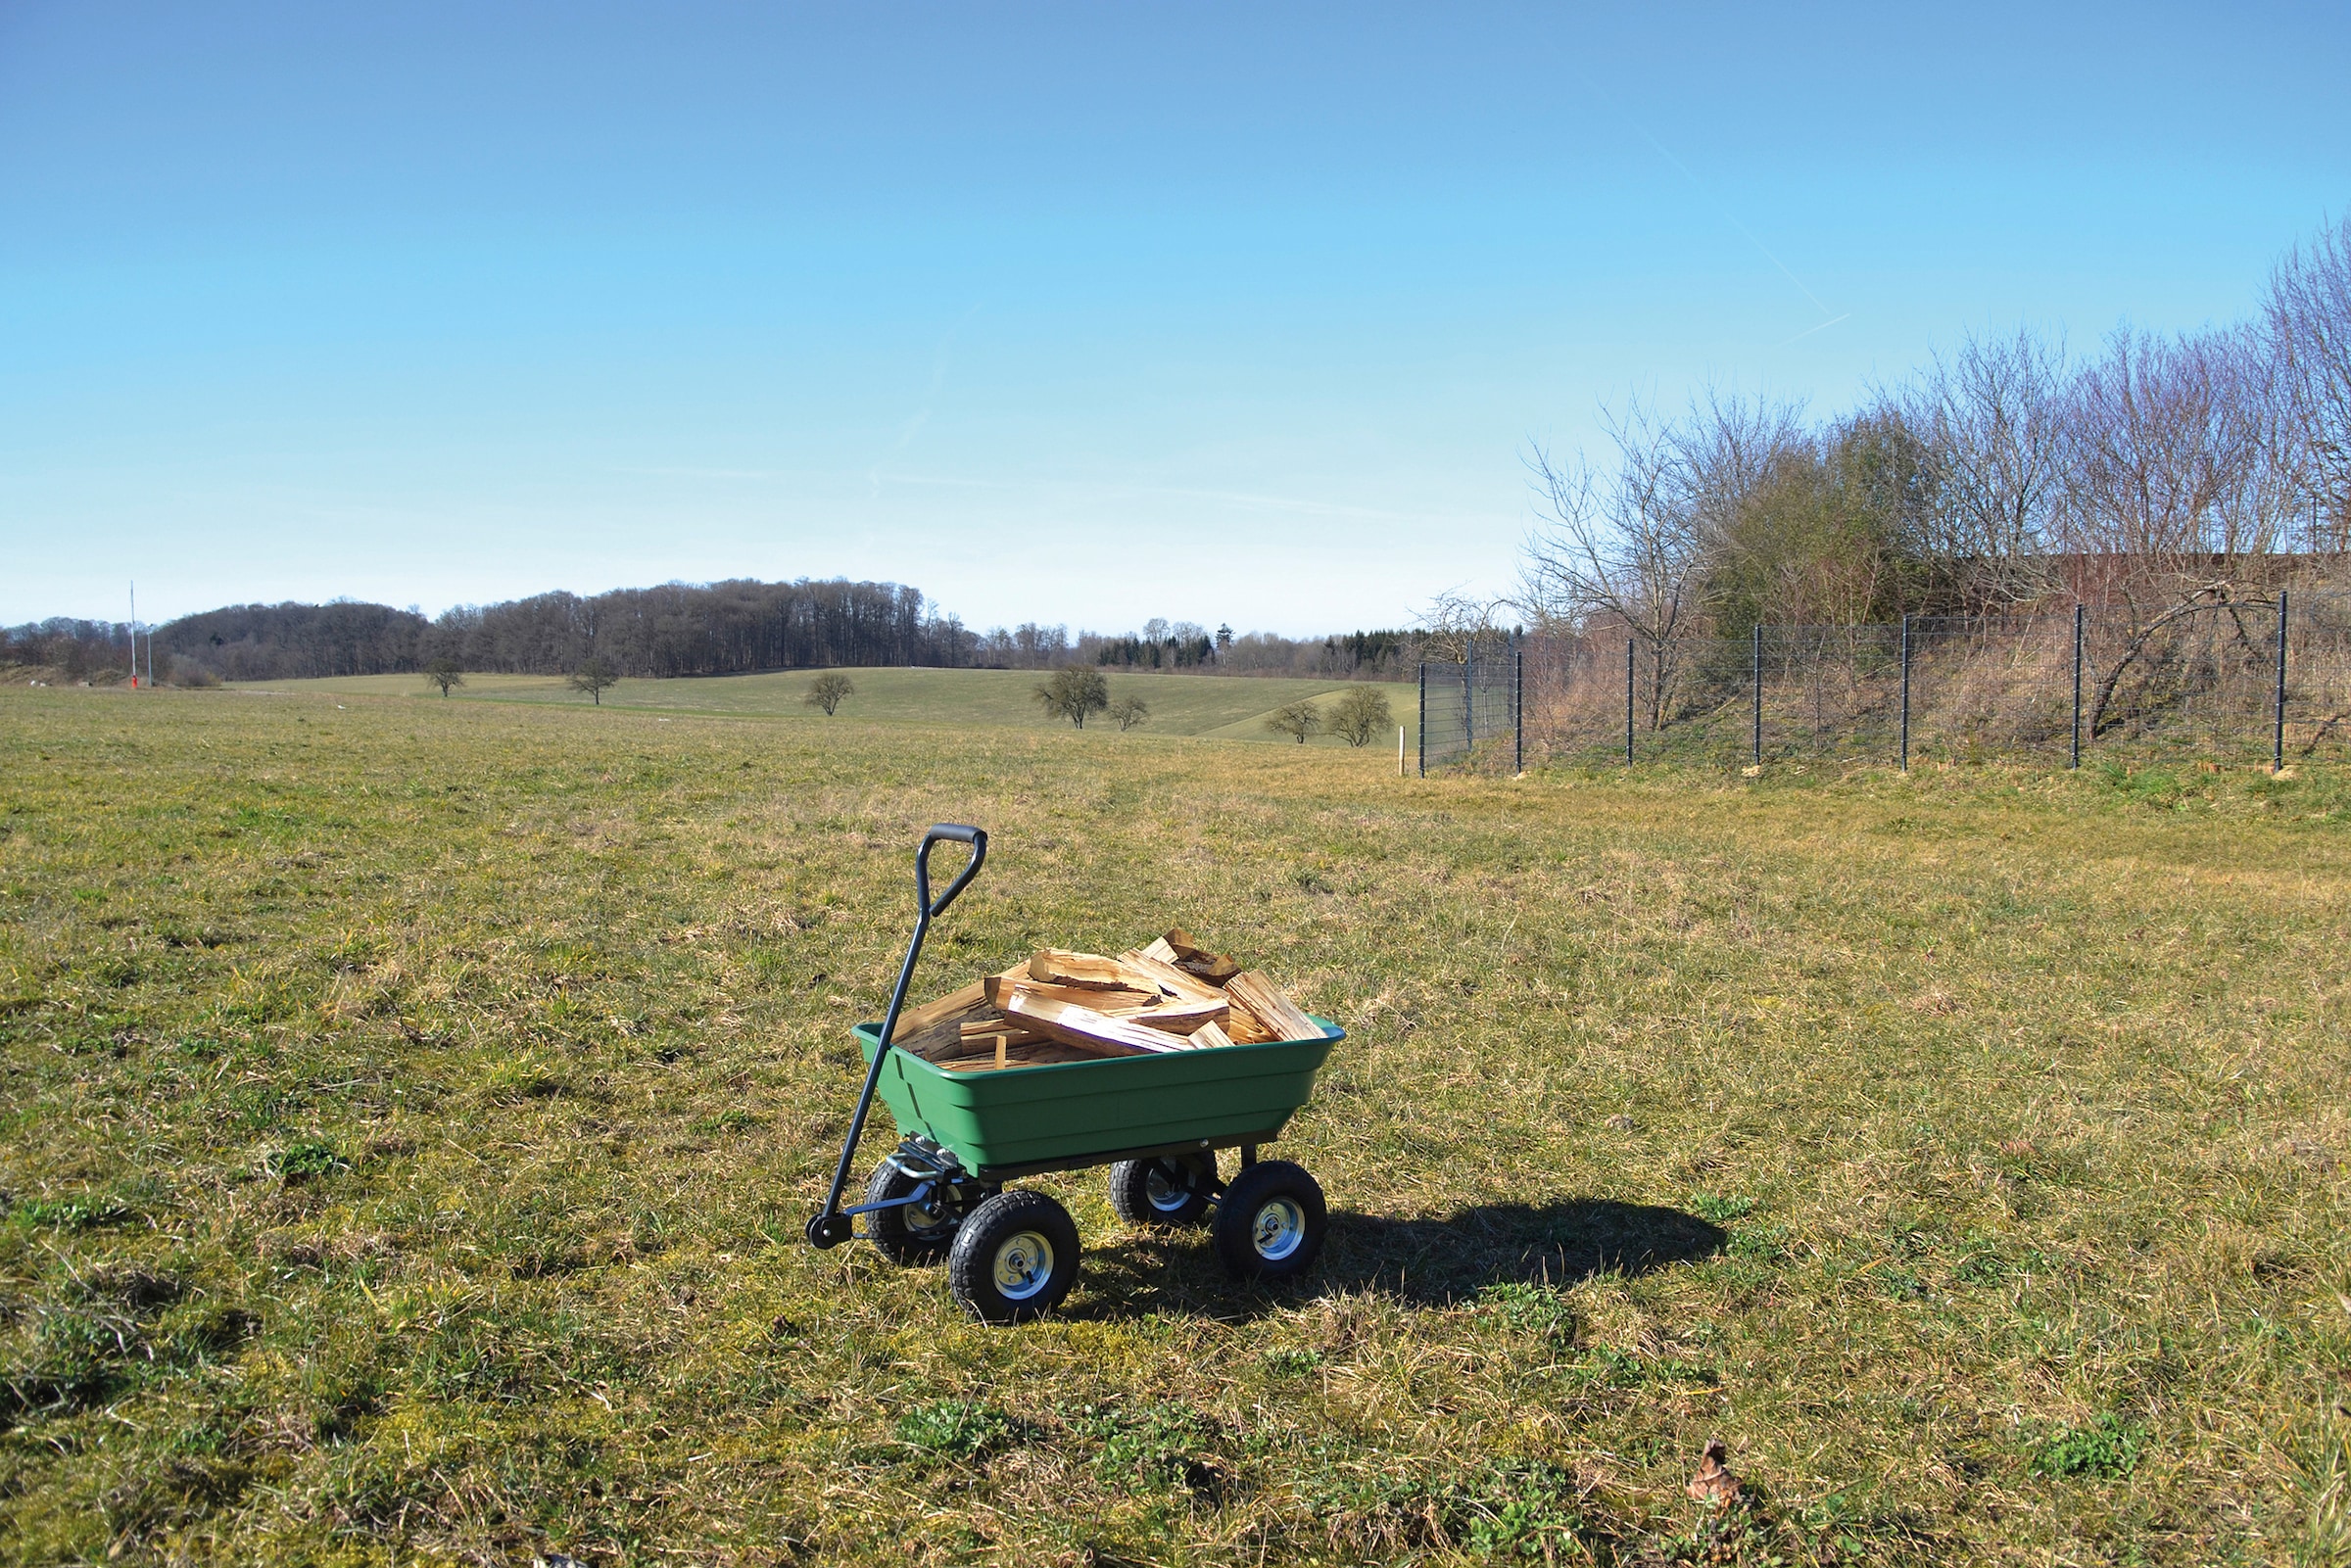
270, 668, 1411, 747
4, 678, 2350, 1565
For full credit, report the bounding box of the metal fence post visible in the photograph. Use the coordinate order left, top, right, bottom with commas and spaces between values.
2275, 588, 2289, 772
2071, 603, 2085, 769
1751, 624, 1763, 766
1624, 638, 1635, 766
1898, 613, 1911, 771
1512, 640, 1523, 776
1416, 662, 1426, 778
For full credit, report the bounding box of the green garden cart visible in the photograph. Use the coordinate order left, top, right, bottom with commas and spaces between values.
805, 825, 1343, 1323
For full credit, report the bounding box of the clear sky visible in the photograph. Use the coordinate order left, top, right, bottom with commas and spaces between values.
4, 2, 2346, 635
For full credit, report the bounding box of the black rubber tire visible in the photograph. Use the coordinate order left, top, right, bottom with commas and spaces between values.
864, 1160, 958, 1266
1108, 1153, 1217, 1227
1213, 1160, 1326, 1281
947, 1190, 1081, 1324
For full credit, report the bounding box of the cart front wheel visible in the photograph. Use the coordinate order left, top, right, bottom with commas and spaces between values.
948, 1190, 1080, 1324
864, 1160, 959, 1265
1108, 1153, 1217, 1227
1214, 1161, 1326, 1281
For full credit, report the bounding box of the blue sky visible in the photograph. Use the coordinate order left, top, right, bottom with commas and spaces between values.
4, 3, 2346, 635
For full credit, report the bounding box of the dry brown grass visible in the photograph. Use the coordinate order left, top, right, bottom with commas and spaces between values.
2, 685, 2348, 1564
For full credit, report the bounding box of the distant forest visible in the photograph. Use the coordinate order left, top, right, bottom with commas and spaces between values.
5, 578, 1422, 686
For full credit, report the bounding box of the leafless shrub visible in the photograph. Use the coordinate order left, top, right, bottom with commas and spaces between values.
1900, 328, 2072, 609
2267, 211, 2351, 548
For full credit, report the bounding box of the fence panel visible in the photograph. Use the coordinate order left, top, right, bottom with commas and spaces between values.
1903, 614, 2076, 765
2288, 590, 2351, 762
1417, 643, 1521, 774
2082, 601, 2281, 762
1444, 588, 2348, 776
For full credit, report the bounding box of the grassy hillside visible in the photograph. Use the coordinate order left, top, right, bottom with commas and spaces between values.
3, 685, 2348, 1564
257, 666, 1410, 746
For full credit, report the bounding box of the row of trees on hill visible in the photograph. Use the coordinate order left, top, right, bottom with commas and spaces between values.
426, 579, 937, 678
5, 578, 1426, 686
1516, 214, 2351, 669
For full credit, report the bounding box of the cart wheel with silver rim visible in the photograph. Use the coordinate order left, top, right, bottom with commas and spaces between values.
1107, 1152, 1218, 1227
1213, 1160, 1326, 1280
947, 1190, 1080, 1323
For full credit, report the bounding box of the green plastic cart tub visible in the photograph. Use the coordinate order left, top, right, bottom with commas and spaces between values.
853, 1016, 1344, 1180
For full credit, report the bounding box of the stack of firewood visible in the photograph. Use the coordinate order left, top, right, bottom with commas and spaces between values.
887, 928, 1322, 1072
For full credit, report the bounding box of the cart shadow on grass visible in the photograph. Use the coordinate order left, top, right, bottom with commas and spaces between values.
1066, 1197, 1726, 1321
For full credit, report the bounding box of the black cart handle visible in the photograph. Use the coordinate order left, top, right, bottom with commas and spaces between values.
807, 824, 987, 1249
917, 824, 986, 920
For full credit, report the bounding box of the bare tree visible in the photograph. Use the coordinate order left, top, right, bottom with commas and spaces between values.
1519, 406, 1690, 719
1033, 666, 1109, 728
2267, 212, 2351, 549
424, 656, 465, 697
805, 672, 854, 715
1265, 698, 1323, 743
565, 657, 619, 705
1900, 328, 2072, 608
1673, 387, 1811, 549
1326, 685, 1394, 746
2059, 325, 2285, 733
1520, 396, 1799, 728
1414, 586, 1508, 665
1107, 694, 1149, 731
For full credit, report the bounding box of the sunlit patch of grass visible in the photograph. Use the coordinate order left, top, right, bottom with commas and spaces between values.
0, 685, 2345, 1562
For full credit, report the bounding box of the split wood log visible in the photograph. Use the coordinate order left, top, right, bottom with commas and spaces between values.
1114, 949, 1226, 1004
959, 1019, 1046, 1047
1187, 1021, 1233, 1051
938, 1039, 1106, 1071
1219, 1010, 1277, 1045
888, 978, 987, 1043
1121, 996, 1229, 1034
1027, 949, 1131, 989
984, 974, 1158, 1013
892, 983, 1004, 1062
1001, 989, 1186, 1057
1162, 927, 1240, 983
1140, 936, 1178, 963
1223, 972, 1322, 1043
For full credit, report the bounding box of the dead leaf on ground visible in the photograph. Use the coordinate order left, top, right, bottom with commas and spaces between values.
1688, 1438, 1740, 1503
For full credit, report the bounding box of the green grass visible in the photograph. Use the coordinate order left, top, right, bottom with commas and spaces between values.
3, 685, 2349, 1564
263, 665, 1408, 745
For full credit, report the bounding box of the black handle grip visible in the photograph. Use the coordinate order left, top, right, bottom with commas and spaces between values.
916, 824, 987, 919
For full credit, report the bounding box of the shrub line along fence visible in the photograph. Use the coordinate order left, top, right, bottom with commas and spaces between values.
1417, 589, 2351, 775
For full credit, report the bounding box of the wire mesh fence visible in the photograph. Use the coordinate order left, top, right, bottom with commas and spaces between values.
1422, 589, 2351, 774
1416, 643, 1521, 773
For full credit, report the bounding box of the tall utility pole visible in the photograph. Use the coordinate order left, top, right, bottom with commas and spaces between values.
129, 582, 140, 689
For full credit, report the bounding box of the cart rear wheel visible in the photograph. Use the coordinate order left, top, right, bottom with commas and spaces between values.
948, 1190, 1080, 1324
865, 1160, 958, 1265
1108, 1153, 1217, 1227
1213, 1161, 1326, 1281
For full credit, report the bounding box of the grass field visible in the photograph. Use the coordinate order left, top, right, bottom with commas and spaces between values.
260, 667, 1411, 746
3, 686, 2349, 1566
